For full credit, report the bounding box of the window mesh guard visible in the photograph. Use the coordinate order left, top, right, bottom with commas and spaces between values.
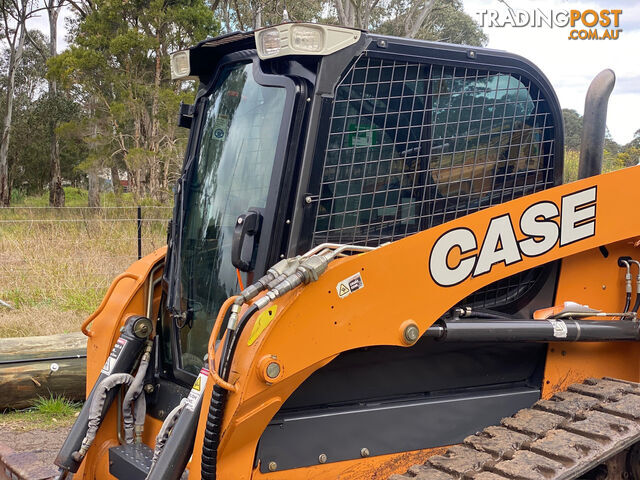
312, 56, 557, 309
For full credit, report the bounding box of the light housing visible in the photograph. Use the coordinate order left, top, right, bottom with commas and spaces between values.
170, 50, 193, 80
256, 23, 361, 60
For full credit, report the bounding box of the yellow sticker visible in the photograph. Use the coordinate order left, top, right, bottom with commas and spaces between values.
248, 306, 278, 346
193, 376, 201, 391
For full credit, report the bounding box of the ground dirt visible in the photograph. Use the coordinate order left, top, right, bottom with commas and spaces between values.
0, 420, 71, 473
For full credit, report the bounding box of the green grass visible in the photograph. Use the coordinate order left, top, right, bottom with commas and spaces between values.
0, 190, 171, 337
34, 395, 81, 416
0, 396, 82, 430
11, 187, 169, 207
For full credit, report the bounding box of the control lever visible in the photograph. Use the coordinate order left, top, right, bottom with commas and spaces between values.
232, 208, 262, 272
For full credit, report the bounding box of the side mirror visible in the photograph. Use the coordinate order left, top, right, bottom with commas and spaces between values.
177, 101, 194, 129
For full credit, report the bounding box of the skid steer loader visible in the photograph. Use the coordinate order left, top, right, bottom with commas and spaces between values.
54, 23, 640, 480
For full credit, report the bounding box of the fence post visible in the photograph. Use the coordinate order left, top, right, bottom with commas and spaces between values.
137, 205, 142, 260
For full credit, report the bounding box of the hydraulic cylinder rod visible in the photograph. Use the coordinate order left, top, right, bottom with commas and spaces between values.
54, 315, 152, 474
424, 317, 640, 343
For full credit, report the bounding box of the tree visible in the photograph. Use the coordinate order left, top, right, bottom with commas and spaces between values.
0, 0, 38, 206
212, 1, 324, 32
3, 31, 85, 196
51, 0, 220, 201
562, 108, 582, 151
330, 0, 486, 45
45, 0, 66, 206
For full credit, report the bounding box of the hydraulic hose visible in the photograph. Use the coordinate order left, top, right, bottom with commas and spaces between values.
123, 341, 152, 444
148, 399, 187, 474
72, 373, 134, 462
201, 305, 259, 479
620, 260, 632, 313
456, 307, 514, 320
624, 293, 631, 313
207, 296, 239, 392
630, 260, 640, 314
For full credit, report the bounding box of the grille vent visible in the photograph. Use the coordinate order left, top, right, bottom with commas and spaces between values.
312, 55, 557, 309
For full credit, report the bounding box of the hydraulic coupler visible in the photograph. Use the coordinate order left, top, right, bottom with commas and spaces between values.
54, 315, 152, 475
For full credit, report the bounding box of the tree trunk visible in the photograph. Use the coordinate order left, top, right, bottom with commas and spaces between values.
0, 21, 27, 207
48, 2, 65, 207
111, 165, 121, 195
149, 33, 163, 201
88, 169, 100, 207
254, 1, 262, 29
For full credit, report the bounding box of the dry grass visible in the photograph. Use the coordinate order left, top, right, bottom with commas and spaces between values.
0, 205, 170, 338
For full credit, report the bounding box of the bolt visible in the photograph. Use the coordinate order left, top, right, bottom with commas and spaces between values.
133, 318, 152, 338
136, 324, 149, 335
144, 384, 155, 394
403, 324, 420, 344
268, 461, 277, 471
237, 217, 244, 225
360, 447, 370, 457
318, 453, 327, 464
286, 219, 291, 224
602, 284, 607, 290
280, 254, 285, 259
306, 97, 311, 102
50, 363, 59, 373
266, 362, 281, 379
305, 196, 313, 204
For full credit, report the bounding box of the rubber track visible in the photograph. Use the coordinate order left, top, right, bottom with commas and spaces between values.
389, 378, 640, 480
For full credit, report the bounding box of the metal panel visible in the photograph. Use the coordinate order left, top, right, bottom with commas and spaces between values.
257, 387, 540, 472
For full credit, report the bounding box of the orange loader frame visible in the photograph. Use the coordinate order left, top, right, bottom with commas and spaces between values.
78, 165, 640, 479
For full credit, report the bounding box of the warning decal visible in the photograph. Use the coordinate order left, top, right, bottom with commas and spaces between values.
336, 273, 364, 299
248, 306, 278, 346
185, 367, 209, 412
100, 338, 127, 375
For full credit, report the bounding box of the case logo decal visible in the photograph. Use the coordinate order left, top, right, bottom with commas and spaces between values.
429, 186, 597, 287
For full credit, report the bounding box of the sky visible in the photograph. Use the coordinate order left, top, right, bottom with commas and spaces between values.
26, 0, 640, 145
463, 0, 640, 145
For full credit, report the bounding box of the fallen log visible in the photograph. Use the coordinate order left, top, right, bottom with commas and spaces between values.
0, 332, 86, 410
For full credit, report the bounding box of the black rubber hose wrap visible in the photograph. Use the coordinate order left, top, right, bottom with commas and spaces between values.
201, 304, 259, 479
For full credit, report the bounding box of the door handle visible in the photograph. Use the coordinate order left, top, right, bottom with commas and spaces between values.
231, 208, 262, 272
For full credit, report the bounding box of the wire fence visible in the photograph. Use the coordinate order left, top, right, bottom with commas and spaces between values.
0, 206, 173, 314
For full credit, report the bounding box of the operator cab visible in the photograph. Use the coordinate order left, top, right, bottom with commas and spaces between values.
149, 22, 563, 474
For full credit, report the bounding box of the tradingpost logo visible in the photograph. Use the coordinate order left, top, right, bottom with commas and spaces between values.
476, 6, 623, 41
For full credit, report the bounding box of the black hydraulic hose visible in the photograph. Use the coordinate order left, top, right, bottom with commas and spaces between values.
201, 304, 259, 479
633, 294, 640, 313
624, 293, 631, 313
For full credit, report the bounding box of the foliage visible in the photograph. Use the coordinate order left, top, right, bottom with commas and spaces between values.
562, 109, 638, 184
34, 395, 81, 416
48, 0, 220, 201
0, 395, 81, 426
562, 109, 582, 151
376, 0, 487, 45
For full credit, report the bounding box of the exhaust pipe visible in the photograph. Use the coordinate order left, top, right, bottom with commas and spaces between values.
578, 69, 616, 179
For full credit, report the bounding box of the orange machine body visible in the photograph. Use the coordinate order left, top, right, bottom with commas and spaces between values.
80, 165, 640, 479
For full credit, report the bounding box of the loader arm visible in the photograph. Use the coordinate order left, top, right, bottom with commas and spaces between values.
191, 165, 640, 479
